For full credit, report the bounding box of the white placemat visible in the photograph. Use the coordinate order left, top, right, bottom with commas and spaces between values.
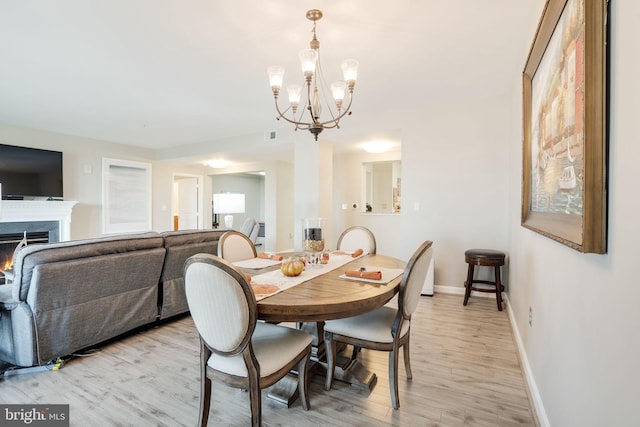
339, 267, 405, 285
233, 257, 282, 269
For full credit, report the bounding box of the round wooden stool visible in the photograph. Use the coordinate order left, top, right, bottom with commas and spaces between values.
463, 249, 506, 311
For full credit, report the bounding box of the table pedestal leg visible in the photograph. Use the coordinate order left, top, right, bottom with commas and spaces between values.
266, 374, 300, 407
328, 355, 378, 392
266, 323, 377, 406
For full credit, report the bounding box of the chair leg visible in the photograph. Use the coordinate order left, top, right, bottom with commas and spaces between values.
495, 266, 503, 311
402, 335, 412, 380
198, 376, 212, 427
198, 343, 212, 427
248, 375, 261, 427
389, 346, 401, 409
324, 334, 337, 391
297, 351, 311, 410
463, 264, 474, 305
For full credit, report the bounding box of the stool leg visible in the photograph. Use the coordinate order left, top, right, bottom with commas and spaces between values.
495, 266, 503, 311
463, 264, 474, 306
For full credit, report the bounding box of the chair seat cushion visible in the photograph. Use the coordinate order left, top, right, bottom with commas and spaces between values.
324, 306, 409, 343
208, 322, 311, 377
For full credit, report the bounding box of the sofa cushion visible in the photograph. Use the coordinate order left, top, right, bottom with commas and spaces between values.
11, 232, 163, 302
30, 247, 166, 364
159, 230, 225, 319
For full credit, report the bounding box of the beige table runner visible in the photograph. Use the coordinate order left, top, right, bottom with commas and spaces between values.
249, 252, 364, 301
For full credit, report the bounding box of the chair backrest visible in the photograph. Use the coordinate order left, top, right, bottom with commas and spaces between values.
398, 240, 433, 319
184, 253, 256, 355
336, 226, 377, 254
217, 231, 257, 262
239, 218, 260, 243
240, 218, 257, 237
247, 222, 260, 243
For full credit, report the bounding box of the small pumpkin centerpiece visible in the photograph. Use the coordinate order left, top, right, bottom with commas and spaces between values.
280, 257, 305, 277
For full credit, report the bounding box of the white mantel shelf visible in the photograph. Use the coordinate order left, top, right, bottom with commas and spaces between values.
0, 200, 78, 241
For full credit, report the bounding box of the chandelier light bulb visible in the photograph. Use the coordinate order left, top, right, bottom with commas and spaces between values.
299, 49, 318, 77
287, 85, 302, 114
342, 59, 359, 85
330, 81, 347, 103
287, 85, 302, 104
267, 66, 285, 92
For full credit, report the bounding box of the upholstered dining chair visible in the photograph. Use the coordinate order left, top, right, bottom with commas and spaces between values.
323, 240, 433, 409
239, 217, 260, 244
336, 226, 377, 255
217, 230, 257, 262
184, 253, 312, 427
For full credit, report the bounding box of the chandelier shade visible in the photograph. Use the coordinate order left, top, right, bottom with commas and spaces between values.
267, 9, 358, 141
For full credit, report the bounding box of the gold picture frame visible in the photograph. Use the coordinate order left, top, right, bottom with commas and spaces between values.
522, 0, 608, 253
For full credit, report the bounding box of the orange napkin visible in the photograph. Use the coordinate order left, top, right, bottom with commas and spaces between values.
257, 252, 284, 261
344, 269, 382, 280
251, 283, 280, 295
351, 248, 364, 258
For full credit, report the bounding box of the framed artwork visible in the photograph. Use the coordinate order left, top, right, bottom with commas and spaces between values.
102, 158, 152, 234
521, 0, 608, 253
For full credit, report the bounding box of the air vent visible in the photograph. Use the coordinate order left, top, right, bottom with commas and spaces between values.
264, 130, 277, 141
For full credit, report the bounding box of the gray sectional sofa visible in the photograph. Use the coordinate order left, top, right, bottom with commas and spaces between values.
0, 229, 224, 367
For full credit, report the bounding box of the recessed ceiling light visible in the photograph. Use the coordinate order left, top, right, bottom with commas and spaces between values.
206, 159, 231, 168
363, 141, 393, 153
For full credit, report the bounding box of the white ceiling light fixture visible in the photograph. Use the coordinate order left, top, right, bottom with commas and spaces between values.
267, 9, 359, 141
363, 141, 393, 153
206, 159, 231, 168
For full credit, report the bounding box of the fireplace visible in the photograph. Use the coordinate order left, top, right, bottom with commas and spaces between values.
0, 221, 60, 284
0, 200, 77, 284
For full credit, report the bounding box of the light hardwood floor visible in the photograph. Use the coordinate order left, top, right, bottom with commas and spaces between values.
0, 294, 536, 426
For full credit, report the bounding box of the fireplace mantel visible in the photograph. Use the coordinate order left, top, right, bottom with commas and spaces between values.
0, 200, 78, 241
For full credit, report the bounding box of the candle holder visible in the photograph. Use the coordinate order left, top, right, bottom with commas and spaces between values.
303, 218, 326, 265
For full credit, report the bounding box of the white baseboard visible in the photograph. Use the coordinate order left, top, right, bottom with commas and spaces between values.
432, 287, 549, 426
434, 284, 465, 295
504, 294, 549, 427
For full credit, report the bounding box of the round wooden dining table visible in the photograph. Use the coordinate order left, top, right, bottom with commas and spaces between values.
255, 253, 406, 323
239, 252, 407, 406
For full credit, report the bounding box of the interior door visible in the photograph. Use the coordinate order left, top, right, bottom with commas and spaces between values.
177, 178, 198, 230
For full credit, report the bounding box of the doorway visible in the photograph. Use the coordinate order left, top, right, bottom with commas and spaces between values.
172, 174, 203, 230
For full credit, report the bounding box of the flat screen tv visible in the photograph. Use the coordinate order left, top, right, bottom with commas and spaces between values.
0, 143, 63, 200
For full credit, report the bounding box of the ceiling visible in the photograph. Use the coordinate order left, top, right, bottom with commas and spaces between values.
0, 1, 541, 164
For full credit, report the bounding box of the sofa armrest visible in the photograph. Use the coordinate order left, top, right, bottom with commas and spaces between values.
0, 284, 19, 310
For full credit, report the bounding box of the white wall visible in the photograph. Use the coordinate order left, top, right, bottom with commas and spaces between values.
267, 161, 294, 252
0, 124, 206, 239
332, 148, 402, 251
506, 1, 640, 426
331, 100, 511, 287
153, 162, 207, 231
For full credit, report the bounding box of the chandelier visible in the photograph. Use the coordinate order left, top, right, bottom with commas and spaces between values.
267, 9, 358, 141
